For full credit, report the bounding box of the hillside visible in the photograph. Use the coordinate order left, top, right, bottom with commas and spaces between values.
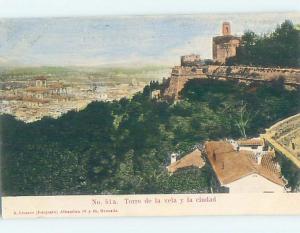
1, 78, 299, 195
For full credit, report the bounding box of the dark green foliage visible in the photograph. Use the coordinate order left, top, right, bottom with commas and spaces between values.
181, 78, 299, 138
2, 21, 299, 195
1, 78, 299, 195
157, 166, 216, 194
277, 153, 300, 191
227, 20, 300, 68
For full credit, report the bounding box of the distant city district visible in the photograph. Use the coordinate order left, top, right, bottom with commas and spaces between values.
0, 77, 146, 122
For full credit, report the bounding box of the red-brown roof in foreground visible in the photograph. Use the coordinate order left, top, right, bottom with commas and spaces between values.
167, 149, 205, 173
205, 141, 285, 186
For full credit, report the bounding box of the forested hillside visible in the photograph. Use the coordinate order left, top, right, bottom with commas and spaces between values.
1, 79, 299, 195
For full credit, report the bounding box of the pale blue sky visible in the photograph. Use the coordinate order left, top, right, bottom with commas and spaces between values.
0, 0, 299, 17
0, 0, 299, 67
0, 12, 299, 66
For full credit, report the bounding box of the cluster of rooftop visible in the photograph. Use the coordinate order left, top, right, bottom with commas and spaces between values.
167, 137, 288, 193
0, 76, 146, 122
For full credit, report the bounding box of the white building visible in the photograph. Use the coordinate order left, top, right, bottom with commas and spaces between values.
237, 138, 264, 153
205, 141, 287, 193
225, 173, 286, 193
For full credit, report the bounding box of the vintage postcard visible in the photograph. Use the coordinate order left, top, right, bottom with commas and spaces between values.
0, 12, 299, 218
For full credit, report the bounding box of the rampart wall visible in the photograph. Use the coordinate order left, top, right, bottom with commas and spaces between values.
163, 65, 300, 99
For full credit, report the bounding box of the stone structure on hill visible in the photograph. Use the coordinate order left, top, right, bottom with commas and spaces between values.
163, 65, 207, 99
212, 22, 241, 64
163, 64, 300, 100
162, 21, 300, 100
180, 54, 203, 67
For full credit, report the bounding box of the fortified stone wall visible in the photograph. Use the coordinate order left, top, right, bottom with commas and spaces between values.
180, 54, 203, 67
207, 65, 300, 83
163, 65, 300, 99
163, 66, 207, 99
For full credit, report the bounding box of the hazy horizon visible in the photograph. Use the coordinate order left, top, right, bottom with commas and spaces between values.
0, 12, 299, 67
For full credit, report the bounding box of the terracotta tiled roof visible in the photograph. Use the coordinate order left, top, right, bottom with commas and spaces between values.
238, 138, 264, 146
167, 149, 205, 173
205, 141, 285, 186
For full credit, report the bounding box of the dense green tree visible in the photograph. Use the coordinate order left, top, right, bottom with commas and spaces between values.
1, 77, 299, 195
227, 20, 300, 68
2, 19, 300, 195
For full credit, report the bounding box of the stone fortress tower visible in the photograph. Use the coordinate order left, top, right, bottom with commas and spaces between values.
213, 22, 241, 64
222, 22, 231, 36
162, 21, 300, 100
